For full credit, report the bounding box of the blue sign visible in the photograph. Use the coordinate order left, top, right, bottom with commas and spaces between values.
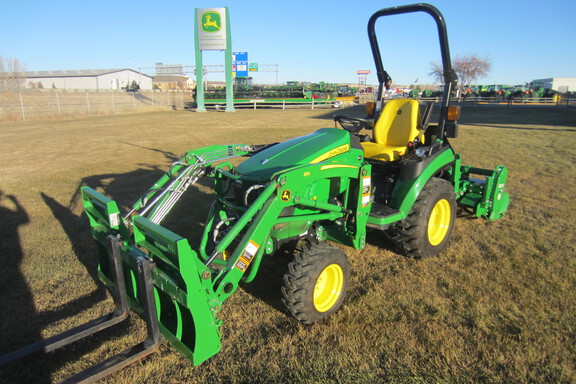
232, 51, 248, 78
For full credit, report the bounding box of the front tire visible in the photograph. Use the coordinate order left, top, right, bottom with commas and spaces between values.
388, 177, 456, 258
281, 242, 350, 324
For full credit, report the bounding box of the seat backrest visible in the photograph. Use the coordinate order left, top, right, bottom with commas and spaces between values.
373, 99, 421, 146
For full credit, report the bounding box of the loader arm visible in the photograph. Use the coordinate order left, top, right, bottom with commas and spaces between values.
125, 144, 259, 225
80, 144, 371, 366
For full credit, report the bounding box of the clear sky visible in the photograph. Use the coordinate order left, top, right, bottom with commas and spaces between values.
1, 0, 574, 86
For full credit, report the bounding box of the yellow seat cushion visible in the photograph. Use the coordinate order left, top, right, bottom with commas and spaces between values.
361, 142, 408, 161
362, 99, 421, 162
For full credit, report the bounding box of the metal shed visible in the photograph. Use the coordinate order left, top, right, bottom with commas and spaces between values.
24, 69, 153, 90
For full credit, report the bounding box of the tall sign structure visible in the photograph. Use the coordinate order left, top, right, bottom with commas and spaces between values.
356, 70, 371, 93
195, 7, 234, 112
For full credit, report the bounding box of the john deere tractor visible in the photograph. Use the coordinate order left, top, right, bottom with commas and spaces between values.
1, 3, 509, 381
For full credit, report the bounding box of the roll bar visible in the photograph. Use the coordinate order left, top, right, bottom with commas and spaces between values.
368, 3, 458, 140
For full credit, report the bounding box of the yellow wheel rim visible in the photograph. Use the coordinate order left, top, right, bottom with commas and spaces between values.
314, 264, 344, 312
428, 199, 451, 246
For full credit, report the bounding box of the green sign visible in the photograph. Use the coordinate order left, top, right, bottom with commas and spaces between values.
249, 63, 258, 72
195, 7, 234, 112
197, 8, 227, 50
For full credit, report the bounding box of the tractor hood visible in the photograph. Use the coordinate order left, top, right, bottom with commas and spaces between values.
237, 128, 359, 179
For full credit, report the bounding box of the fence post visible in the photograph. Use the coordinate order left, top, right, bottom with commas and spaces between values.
311, 98, 315, 110
56, 92, 61, 116
111, 91, 116, 114
86, 92, 91, 116
282, 100, 285, 110
132, 92, 136, 112
19, 91, 26, 121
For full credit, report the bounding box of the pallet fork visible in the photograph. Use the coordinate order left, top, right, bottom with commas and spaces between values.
0, 235, 161, 384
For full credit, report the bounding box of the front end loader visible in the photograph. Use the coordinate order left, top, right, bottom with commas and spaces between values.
1, 3, 509, 381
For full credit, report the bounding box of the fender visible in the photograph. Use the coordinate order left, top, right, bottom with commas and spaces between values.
390, 146, 456, 217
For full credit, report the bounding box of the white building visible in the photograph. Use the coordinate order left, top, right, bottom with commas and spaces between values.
24, 69, 153, 90
531, 78, 576, 93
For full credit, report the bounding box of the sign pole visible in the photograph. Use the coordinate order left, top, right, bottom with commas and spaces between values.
224, 7, 235, 112
194, 10, 206, 112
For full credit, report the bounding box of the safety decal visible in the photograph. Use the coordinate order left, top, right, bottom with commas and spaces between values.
109, 212, 120, 228
362, 176, 371, 207
235, 240, 259, 272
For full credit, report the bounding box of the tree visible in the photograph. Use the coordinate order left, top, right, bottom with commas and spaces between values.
126, 80, 140, 92
0, 56, 26, 90
429, 54, 491, 89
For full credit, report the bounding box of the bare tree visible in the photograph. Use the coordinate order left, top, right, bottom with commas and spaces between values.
429, 54, 491, 89
0, 56, 27, 90
428, 62, 444, 85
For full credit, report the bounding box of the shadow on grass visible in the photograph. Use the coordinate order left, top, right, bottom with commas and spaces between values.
241, 231, 399, 320
0, 191, 53, 383
240, 242, 297, 317
0, 144, 186, 382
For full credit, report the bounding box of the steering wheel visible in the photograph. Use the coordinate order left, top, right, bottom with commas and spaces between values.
333, 115, 373, 134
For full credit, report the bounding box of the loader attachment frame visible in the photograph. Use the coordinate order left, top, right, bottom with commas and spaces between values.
81, 181, 223, 366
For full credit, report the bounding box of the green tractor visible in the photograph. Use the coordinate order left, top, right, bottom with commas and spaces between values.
0, 3, 509, 381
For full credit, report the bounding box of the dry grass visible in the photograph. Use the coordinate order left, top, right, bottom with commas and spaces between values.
0, 105, 575, 383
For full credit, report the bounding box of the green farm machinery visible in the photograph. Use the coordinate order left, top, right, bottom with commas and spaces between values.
1, 4, 509, 381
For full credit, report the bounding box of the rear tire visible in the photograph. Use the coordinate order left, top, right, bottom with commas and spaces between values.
281, 242, 349, 324
388, 177, 456, 258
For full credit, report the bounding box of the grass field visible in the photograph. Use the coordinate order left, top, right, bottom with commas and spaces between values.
0, 105, 575, 383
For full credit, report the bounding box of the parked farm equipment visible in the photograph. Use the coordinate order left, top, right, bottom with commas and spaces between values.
0, 4, 509, 382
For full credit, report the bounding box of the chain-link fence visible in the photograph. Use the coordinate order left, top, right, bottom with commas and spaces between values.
0, 90, 195, 121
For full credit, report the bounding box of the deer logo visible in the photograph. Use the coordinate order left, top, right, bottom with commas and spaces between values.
201, 12, 221, 33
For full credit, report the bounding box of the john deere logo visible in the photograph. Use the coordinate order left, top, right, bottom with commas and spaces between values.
280, 190, 291, 202
201, 12, 221, 33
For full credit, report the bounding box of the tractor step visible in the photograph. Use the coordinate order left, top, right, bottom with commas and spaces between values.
367, 202, 402, 229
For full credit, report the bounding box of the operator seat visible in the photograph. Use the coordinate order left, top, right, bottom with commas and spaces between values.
362, 99, 421, 161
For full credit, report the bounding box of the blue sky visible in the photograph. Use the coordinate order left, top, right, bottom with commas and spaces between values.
1, 1, 574, 86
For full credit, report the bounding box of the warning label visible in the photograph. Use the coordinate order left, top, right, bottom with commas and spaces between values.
236, 259, 248, 272
362, 176, 371, 207
235, 240, 259, 272
243, 240, 258, 261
